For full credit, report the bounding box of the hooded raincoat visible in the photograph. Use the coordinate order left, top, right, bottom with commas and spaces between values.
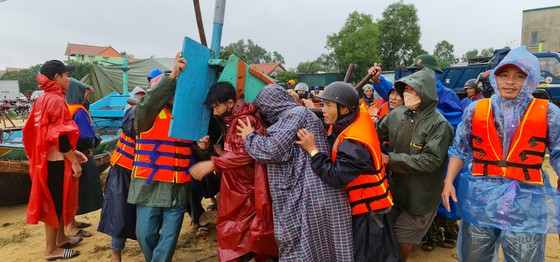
449, 46, 560, 234
376, 68, 454, 216
23, 74, 80, 228
244, 85, 354, 261
211, 98, 277, 261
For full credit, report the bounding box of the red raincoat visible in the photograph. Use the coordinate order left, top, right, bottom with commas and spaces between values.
211, 99, 278, 261
23, 75, 80, 228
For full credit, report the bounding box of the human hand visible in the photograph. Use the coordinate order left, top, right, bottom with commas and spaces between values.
236, 117, 254, 140
169, 52, 187, 80
189, 161, 214, 181
382, 153, 390, 166
71, 162, 83, 178
295, 128, 317, 154
368, 63, 383, 84
74, 150, 88, 164
441, 182, 458, 212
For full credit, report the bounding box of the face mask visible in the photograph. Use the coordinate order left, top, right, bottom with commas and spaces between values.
216, 111, 231, 122
298, 93, 307, 99
403, 92, 421, 110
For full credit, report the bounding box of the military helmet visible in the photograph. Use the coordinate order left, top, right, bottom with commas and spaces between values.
316, 81, 359, 112
408, 54, 443, 74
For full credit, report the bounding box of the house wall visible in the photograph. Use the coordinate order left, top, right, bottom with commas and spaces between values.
521, 6, 560, 53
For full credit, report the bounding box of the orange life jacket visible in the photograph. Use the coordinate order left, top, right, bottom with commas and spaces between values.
110, 132, 135, 170
332, 104, 393, 215
67, 104, 92, 122
133, 108, 194, 184
471, 98, 548, 185
360, 98, 379, 118
378, 102, 390, 119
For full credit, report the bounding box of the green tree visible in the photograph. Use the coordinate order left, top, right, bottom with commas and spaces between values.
66, 60, 94, 81
275, 71, 298, 83
316, 53, 338, 72
221, 39, 285, 64
0, 64, 41, 95
480, 47, 495, 57
433, 40, 457, 67
296, 61, 325, 74
378, 1, 422, 70
326, 11, 379, 82
461, 49, 479, 61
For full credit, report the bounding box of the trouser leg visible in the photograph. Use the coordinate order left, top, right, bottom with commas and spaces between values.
500, 230, 545, 262
458, 221, 499, 262
135, 205, 162, 262
151, 205, 185, 262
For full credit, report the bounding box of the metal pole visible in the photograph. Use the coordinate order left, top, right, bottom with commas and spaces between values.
121, 52, 129, 95
210, 0, 226, 59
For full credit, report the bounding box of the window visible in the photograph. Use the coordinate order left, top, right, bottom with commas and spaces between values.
530, 31, 539, 47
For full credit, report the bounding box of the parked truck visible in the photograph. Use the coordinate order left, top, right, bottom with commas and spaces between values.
0, 80, 25, 102
395, 48, 560, 105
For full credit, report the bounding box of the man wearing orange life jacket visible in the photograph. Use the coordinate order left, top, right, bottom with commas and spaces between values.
127, 53, 194, 262
442, 46, 560, 261
98, 87, 146, 262
296, 82, 399, 262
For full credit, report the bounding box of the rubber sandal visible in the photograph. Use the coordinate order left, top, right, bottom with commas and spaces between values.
75, 221, 91, 229
421, 241, 435, 252
45, 249, 80, 261
72, 229, 93, 238
206, 204, 217, 211
440, 239, 457, 249
196, 226, 209, 237
199, 210, 217, 226
58, 237, 83, 249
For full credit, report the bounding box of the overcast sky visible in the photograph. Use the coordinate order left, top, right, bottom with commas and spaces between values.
0, 0, 556, 70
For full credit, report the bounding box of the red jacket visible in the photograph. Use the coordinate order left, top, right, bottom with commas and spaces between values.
23, 75, 80, 228
211, 99, 278, 261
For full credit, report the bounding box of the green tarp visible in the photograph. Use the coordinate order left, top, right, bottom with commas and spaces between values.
81, 58, 174, 102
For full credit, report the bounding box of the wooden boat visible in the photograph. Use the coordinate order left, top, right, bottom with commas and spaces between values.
0, 123, 119, 206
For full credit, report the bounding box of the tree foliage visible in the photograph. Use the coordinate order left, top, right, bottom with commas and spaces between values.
480, 48, 494, 57
461, 49, 479, 61
1, 64, 41, 95
433, 40, 457, 67
326, 11, 379, 82
297, 61, 325, 74
67, 60, 94, 81
378, 1, 423, 70
220, 39, 285, 64
275, 71, 298, 83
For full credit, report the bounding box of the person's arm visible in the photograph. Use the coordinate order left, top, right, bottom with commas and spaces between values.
58, 134, 87, 177
441, 156, 464, 212
388, 120, 453, 174
546, 103, 560, 176
135, 52, 186, 133
240, 109, 306, 164
296, 128, 368, 188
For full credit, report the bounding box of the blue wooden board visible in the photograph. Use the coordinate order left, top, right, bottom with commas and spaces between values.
169, 37, 213, 141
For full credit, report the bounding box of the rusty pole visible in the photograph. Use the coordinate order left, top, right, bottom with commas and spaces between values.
193, 0, 208, 47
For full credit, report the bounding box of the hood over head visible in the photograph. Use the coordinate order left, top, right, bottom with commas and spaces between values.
253, 84, 300, 124
394, 67, 438, 111
489, 45, 539, 101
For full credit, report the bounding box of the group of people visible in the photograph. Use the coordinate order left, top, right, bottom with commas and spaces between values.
24, 45, 560, 262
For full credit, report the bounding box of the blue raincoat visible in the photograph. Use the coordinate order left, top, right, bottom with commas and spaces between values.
449, 46, 560, 234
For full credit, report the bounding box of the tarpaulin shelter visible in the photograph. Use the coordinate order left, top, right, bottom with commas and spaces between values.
81, 58, 174, 102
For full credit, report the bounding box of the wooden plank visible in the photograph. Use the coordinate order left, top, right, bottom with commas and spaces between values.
217, 55, 274, 102
236, 60, 246, 99
169, 37, 213, 141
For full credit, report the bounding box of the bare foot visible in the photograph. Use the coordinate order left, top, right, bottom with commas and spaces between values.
111, 249, 122, 262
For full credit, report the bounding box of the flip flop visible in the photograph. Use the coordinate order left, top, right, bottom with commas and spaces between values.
196, 226, 209, 237
440, 239, 457, 249
199, 210, 217, 226
75, 221, 92, 229
206, 204, 217, 211
72, 229, 93, 238
421, 241, 435, 252
45, 249, 80, 261
58, 237, 83, 249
